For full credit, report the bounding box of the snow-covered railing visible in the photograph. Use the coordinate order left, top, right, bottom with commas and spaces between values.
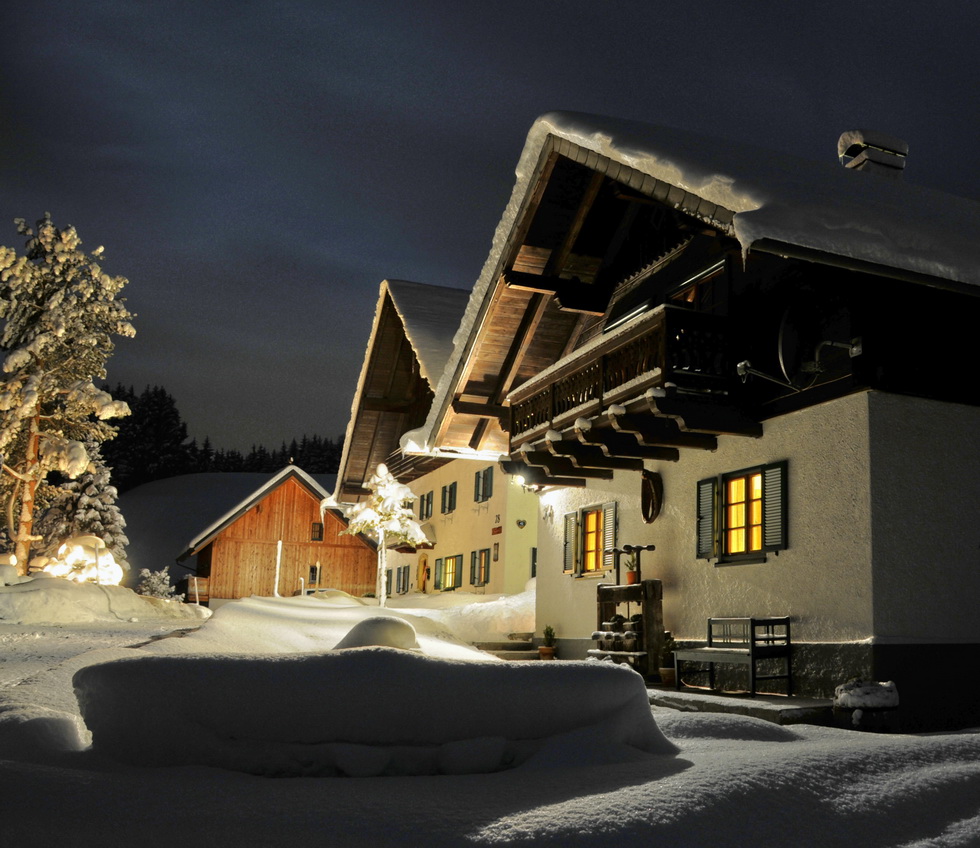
508, 305, 730, 437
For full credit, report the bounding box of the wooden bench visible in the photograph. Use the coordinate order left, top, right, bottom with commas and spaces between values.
674, 617, 792, 696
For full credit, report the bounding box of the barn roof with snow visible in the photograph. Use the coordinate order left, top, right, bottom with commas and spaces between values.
335, 280, 470, 499
178, 465, 345, 560
401, 110, 980, 460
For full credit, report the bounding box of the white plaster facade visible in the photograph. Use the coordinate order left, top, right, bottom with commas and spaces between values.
385, 458, 539, 598
535, 391, 980, 653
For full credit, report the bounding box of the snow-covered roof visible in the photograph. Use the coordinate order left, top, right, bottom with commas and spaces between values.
409, 110, 980, 456
334, 280, 469, 497
177, 465, 335, 559
385, 280, 471, 387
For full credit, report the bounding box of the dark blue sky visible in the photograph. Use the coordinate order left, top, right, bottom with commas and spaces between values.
2, 1, 977, 450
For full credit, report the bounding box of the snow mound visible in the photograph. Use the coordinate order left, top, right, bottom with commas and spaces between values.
334, 616, 420, 650
73, 648, 677, 776
387, 586, 535, 643
0, 576, 210, 625
148, 594, 493, 660
656, 712, 801, 742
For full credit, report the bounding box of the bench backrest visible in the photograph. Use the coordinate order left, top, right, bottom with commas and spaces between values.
707, 617, 790, 647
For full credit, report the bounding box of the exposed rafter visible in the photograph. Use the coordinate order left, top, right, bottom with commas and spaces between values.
498, 460, 588, 489
608, 411, 718, 451
543, 437, 646, 471
572, 424, 680, 462
517, 448, 615, 480
644, 390, 764, 437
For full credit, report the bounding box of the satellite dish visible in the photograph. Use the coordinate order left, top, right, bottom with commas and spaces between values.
777, 291, 853, 390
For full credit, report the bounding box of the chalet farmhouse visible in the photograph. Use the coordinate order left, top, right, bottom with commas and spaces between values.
178, 465, 376, 605
401, 113, 980, 729
334, 280, 538, 597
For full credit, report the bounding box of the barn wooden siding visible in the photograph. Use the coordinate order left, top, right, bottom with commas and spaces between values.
204, 477, 376, 599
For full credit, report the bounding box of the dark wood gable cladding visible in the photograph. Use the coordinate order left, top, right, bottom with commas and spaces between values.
338, 290, 445, 498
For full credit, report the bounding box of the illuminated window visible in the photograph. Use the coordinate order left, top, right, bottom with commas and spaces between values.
697, 462, 787, 563
562, 503, 617, 575
470, 548, 491, 586
434, 554, 463, 590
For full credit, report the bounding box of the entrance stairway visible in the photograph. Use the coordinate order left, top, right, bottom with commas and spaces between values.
472, 632, 538, 660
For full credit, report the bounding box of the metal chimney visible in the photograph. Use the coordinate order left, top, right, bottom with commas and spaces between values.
838, 130, 908, 177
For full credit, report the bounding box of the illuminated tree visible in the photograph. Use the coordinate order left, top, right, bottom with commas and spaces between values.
332, 463, 426, 607
0, 214, 134, 571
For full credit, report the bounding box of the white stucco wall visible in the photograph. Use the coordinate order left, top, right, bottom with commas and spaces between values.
536, 392, 877, 644
868, 393, 980, 642
386, 459, 538, 597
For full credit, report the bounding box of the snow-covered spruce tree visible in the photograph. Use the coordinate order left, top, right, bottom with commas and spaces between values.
332, 463, 426, 608
0, 214, 134, 573
34, 439, 129, 571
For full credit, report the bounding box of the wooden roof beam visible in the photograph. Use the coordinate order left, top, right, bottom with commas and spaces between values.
571, 424, 680, 462
451, 398, 508, 420
644, 390, 763, 437
517, 448, 615, 480
498, 460, 588, 489
543, 437, 646, 471
608, 411, 718, 451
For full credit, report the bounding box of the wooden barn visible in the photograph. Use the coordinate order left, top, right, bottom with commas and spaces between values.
177, 465, 376, 604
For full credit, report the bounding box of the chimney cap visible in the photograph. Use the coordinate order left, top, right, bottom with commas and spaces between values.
838, 129, 909, 160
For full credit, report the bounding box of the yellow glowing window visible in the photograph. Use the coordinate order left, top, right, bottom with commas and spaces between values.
725, 472, 763, 555
582, 507, 603, 572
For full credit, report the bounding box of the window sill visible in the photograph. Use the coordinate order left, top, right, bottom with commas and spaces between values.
715, 555, 767, 567
574, 570, 614, 580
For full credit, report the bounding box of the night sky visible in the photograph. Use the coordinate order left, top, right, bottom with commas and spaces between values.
2, 1, 977, 451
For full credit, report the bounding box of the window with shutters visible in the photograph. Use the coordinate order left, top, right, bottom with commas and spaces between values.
434, 554, 463, 590
394, 564, 411, 594
563, 502, 617, 576
440, 482, 457, 514
697, 461, 787, 563
418, 491, 433, 521
470, 548, 491, 586
474, 467, 493, 503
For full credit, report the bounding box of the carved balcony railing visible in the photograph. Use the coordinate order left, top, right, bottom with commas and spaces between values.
508, 305, 730, 437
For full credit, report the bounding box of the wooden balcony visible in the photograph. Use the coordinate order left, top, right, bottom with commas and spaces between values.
508, 305, 730, 439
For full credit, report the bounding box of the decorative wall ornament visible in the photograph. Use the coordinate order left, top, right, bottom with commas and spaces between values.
641, 470, 664, 524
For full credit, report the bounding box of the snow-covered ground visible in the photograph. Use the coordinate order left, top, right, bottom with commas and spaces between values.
2, 578, 979, 847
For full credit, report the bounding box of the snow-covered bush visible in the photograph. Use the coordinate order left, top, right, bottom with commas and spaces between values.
136, 568, 184, 601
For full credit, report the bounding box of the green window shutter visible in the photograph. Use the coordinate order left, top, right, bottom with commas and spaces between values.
470, 550, 478, 584
474, 470, 481, 502
453, 556, 463, 588
385, 569, 392, 596
440, 486, 447, 514
697, 477, 719, 559
563, 512, 577, 572
602, 502, 617, 569
434, 558, 444, 590
485, 467, 493, 499
483, 550, 490, 585
762, 461, 788, 551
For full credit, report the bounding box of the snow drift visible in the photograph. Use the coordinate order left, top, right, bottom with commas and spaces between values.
0, 574, 209, 625
73, 648, 676, 776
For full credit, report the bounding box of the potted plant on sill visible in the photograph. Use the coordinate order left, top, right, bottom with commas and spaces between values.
658, 631, 676, 686
539, 625, 557, 660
